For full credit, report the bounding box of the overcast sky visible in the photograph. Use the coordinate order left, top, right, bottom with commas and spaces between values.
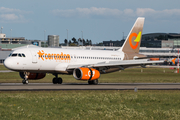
0, 0, 180, 43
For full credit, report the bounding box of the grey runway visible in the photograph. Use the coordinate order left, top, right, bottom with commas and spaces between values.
0, 70, 14, 73
0, 83, 180, 91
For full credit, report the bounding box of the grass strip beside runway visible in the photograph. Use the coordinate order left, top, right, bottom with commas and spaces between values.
0, 65, 180, 83
0, 65, 7, 70
0, 90, 180, 120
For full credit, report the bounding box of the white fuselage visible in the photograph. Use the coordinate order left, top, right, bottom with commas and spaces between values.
4, 48, 124, 73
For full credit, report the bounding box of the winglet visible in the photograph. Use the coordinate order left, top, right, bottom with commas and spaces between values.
118, 17, 145, 53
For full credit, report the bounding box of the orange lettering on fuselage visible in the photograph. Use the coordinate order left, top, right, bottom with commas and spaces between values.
37, 50, 71, 61
37, 50, 44, 61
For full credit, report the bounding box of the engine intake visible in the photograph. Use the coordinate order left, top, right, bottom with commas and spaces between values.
19, 72, 46, 80
73, 67, 100, 81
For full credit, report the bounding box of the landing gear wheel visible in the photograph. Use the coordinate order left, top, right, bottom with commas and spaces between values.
52, 77, 58, 84
52, 77, 63, 84
57, 78, 62, 84
22, 72, 29, 84
52, 74, 63, 84
22, 80, 28, 84
26, 80, 29, 84
22, 80, 26, 84
88, 79, 98, 85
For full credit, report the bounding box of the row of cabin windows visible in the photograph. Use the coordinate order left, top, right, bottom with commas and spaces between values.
73, 56, 121, 60
39, 55, 70, 59
39, 55, 121, 60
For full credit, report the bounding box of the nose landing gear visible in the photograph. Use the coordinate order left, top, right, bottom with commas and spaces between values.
22, 72, 29, 84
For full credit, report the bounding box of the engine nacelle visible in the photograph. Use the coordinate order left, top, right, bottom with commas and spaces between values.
73, 67, 100, 81
19, 72, 46, 80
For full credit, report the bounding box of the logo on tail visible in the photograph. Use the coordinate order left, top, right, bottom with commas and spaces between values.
172, 58, 176, 64
129, 31, 142, 49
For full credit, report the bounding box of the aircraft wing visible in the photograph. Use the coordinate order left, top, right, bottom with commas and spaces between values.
67, 60, 164, 70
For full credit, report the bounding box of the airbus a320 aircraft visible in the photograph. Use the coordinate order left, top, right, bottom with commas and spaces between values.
4, 17, 163, 84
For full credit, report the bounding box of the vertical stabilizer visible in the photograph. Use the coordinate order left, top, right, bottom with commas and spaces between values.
118, 17, 145, 54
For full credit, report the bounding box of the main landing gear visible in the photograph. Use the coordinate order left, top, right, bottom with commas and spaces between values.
22, 72, 29, 84
52, 74, 63, 84
88, 79, 98, 85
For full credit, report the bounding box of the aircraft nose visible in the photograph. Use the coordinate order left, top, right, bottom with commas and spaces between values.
4, 58, 12, 69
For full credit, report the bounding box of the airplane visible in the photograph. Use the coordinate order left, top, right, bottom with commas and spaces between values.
4, 17, 163, 85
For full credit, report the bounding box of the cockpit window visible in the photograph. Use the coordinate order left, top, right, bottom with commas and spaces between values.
11, 54, 17, 57
22, 54, 25, 57
18, 54, 22, 57
10, 53, 26, 57
9, 53, 12, 57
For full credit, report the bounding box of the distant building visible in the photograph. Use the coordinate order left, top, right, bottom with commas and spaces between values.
0, 34, 25, 44
103, 33, 180, 48
48, 35, 59, 47
0, 33, 41, 47
103, 40, 125, 47
141, 33, 180, 48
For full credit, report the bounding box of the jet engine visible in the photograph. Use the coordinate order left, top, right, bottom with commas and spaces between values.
19, 72, 46, 80
73, 67, 100, 81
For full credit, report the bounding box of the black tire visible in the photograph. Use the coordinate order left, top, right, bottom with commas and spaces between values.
88, 79, 98, 85
57, 77, 63, 84
22, 80, 26, 84
88, 80, 93, 84
52, 77, 57, 84
93, 79, 98, 85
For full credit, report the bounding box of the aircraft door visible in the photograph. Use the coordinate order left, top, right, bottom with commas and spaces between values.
30, 50, 37, 63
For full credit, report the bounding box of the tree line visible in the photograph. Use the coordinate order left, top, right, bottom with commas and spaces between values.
64, 37, 92, 46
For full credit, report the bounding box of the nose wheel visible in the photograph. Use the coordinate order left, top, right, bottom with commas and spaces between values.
22, 79, 28, 84
22, 72, 29, 84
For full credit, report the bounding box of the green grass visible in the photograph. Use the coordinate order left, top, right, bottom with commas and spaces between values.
0, 64, 180, 83
0, 90, 180, 120
0, 65, 8, 70
1, 64, 180, 119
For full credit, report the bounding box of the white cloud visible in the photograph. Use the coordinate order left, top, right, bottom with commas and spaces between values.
0, 14, 19, 20
51, 7, 180, 21
123, 9, 134, 16
0, 7, 32, 14
136, 8, 180, 18
52, 7, 123, 18
0, 7, 32, 23
136, 8, 156, 16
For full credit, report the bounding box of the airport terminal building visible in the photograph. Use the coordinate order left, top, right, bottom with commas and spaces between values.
103, 33, 180, 48
1, 32, 180, 64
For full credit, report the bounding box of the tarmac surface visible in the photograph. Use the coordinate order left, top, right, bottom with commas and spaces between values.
0, 70, 14, 73
0, 83, 180, 91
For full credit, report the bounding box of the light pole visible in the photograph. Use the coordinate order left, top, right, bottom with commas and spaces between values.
81, 31, 83, 40
10, 29, 12, 44
67, 29, 68, 46
1, 27, 3, 33
122, 32, 124, 40
44, 30, 46, 47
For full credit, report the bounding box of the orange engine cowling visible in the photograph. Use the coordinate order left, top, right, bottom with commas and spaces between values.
19, 72, 46, 80
73, 67, 100, 81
